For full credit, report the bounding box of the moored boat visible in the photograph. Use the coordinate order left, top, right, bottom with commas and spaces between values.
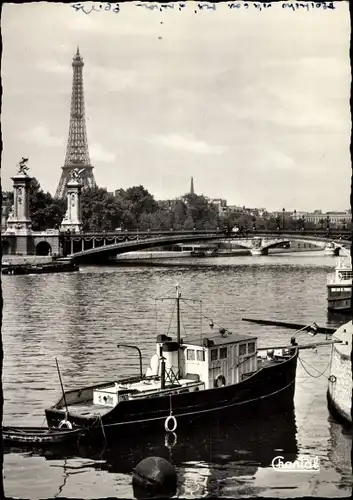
2, 426, 83, 446
45, 285, 301, 437
327, 251, 352, 313
2, 260, 79, 275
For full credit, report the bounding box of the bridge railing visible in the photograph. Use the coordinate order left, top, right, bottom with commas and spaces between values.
60, 228, 352, 238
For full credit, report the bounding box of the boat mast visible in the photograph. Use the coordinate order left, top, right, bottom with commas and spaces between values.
176, 284, 181, 379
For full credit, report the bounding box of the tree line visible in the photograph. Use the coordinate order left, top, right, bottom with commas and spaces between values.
2, 179, 351, 233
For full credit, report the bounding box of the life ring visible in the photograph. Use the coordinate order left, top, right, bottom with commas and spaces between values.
214, 375, 226, 388
165, 431, 177, 448
328, 375, 337, 383
164, 415, 177, 433
58, 419, 73, 429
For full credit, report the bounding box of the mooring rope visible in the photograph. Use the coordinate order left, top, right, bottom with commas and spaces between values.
298, 355, 331, 379
97, 413, 107, 444
166, 302, 176, 335
169, 393, 173, 416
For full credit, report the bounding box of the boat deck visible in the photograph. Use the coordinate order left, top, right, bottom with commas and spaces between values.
60, 378, 204, 418
66, 402, 112, 418
122, 377, 201, 394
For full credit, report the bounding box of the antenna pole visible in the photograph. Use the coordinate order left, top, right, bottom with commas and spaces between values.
55, 357, 69, 414
176, 284, 181, 379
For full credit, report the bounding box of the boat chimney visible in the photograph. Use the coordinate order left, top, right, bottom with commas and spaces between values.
176, 284, 181, 379
160, 356, 166, 390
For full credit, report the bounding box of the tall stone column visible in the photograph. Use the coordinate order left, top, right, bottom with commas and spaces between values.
5, 160, 32, 235
60, 171, 83, 234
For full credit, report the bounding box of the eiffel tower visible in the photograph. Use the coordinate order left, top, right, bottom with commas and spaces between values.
55, 47, 96, 198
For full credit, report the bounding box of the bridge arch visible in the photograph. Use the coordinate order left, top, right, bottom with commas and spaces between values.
261, 239, 324, 251
35, 241, 52, 256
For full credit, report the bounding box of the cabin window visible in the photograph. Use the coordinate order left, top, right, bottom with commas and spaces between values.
239, 344, 247, 356
197, 350, 205, 361
211, 349, 218, 361
248, 342, 255, 354
187, 349, 195, 361
220, 347, 227, 359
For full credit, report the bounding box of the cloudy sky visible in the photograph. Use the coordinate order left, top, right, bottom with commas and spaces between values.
1, 1, 351, 211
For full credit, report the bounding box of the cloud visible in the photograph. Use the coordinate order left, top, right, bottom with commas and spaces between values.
258, 150, 296, 171
86, 66, 136, 92
90, 142, 116, 163
151, 133, 227, 155
36, 60, 71, 75
22, 125, 64, 147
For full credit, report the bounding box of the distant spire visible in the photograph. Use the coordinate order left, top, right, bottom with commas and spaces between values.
76, 45, 80, 55
190, 176, 195, 195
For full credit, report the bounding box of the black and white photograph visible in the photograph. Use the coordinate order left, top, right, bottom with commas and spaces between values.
1, 1, 352, 498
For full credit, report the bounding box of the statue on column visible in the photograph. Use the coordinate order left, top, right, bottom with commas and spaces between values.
17, 157, 29, 175
70, 168, 84, 182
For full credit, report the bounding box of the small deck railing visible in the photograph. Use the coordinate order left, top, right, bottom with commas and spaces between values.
327, 272, 352, 285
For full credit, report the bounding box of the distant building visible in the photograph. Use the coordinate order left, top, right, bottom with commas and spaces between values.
210, 198, 227, 215
227, 205, 244, 213
290, 209, 350, 226
226, 205, 267, 217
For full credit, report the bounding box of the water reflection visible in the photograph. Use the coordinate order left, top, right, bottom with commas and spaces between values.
4, 408, 298, 497
326, 309, 352, 328
328, 416, 353, 490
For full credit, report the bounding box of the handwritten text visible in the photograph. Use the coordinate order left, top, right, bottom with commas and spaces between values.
71, 1, 337, 15
71, 3, 120, 15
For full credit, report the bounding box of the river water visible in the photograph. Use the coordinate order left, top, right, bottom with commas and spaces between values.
2, 252, 352, 498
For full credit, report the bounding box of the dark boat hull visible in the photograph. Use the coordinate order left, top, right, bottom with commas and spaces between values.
2, 263, 79, 275
327, 285, 352, 313
45, 350, 298, 438
2, 426, 83, 446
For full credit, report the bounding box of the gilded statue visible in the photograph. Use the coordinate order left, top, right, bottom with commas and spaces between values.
70, 168, 85, 182
17, 157, 29, 175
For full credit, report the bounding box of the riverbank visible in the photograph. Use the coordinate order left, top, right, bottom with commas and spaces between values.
114, 249, 250, 260
113, 247, 324, 261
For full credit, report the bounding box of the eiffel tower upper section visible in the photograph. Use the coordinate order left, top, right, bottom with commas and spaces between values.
55, 48, 96, 198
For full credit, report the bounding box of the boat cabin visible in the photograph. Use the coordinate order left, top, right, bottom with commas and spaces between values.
328, 255, 352, 286
151, 331, 258, 390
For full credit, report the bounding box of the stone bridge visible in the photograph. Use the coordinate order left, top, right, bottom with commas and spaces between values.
227, 235, 350, 255
61, 230, 351, 262
63, 232, 222, 262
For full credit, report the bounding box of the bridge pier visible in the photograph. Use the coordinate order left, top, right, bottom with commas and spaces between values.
2, 161, 62, 257
250, 247, 268, 256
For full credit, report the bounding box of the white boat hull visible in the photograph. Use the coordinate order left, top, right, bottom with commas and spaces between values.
327, 321, 352, 425
327, 252, 352, 313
